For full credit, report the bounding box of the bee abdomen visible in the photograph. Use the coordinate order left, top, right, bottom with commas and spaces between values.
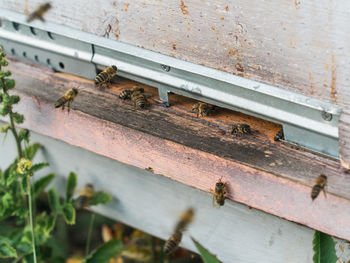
55, 97, 66, 108
75, 196, 89, 209
119, 90, 132, 100
311, 185, 322, 200
94, 72, 108, 84
215, 196, 225, 206
274, 129, 284, 141
164, 232, 182, 255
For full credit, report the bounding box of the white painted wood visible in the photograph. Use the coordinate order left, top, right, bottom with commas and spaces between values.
0, 125, 315, 262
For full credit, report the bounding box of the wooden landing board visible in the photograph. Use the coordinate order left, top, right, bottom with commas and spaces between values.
2, 58, 350, 241
1, 0, 350, 167
0, 130, 315, 263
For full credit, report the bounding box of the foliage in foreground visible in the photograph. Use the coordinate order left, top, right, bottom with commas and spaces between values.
313, 231, 337, 263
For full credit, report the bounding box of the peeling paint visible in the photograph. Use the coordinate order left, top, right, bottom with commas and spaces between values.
308, 73, 315, 95
123, 3, 129, 11
294, 0, 301, 10
330, 55, 337, 103
225, 5, 229, 11
180, 0, 189, 15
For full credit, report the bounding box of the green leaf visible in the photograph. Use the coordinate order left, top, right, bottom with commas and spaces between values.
313, 231, 337, 263
0, 104, 11, 116
89, 191, 113, 206
1, 192, 12, 208
0, 242, 17, 258
6, 171, 20, 186
12, 207, 28, 219
30, 162, 48, 173
45, 214, 56, 233
48, 188, 60, 214
12, 112, 24, 124
33, 173, 55, 199
4, 78, 15, 90
191, 238, 222, 263
66, 172, 77, 202
84, 239, 123, 263
23, 143, 41, 160
21, 175, 30, 195
62, 203, 75, 225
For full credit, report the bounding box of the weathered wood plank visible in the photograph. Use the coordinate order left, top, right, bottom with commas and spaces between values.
1, 58, 350, 241
0, 129, 315, 263
1, 0, 350, 166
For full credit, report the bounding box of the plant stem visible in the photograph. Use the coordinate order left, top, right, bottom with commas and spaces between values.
151, 236, 156, 263
85, 213, 95, 256
9, 112, 22, 158
159, 241, 165, 263
28, 175, 37, 263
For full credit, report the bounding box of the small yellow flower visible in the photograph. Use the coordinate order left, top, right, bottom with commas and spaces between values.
16, 158, 32, 174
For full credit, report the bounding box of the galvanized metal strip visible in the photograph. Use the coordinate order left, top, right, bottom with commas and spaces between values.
0, 9, 342, 157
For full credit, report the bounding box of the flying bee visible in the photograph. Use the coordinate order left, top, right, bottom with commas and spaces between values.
94, 65, 118, 88
131, 90, 149, 109
230, 123, 251, 135
54, 88, 79, 112
213, 177, 226, 206
75, 184, 94, 209
311, 174, 327, 201
274, 129, 284, 141
164, 231, 183, 255
119, 86, 144, 100
27, 2, 52, 22
191, 102, 215, 117
174, 208, 195, 233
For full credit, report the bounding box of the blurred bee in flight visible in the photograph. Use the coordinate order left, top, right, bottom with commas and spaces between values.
311, 174, 327, 201
230, 123, 251, 135
119, 86, 144, 100
27, 2, 52, 22
75, 184, 94, 209
191, 102, 216, 117
274, 129, 284, 141
54, 87, 78, 112
164, 208, 194, 255
94, 65, 118, 88
213, 177, 227, 206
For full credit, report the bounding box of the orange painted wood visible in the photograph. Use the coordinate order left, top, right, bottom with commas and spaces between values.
3, 58, 350, 241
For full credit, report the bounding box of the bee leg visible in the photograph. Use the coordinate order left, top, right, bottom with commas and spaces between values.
62, 104, 65, 111
323, 186, 328, 199
67, 101, 71, 113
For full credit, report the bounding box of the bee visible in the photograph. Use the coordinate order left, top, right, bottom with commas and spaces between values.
230, 123, 251, 135
174, 208, 195, 233
164, 231, 183, 255
311, 174, 327, 201
213, 178, 226, 206
94, 65, 118, 88
274, 129, 284, 141
131, 90, 149, 109
54, 88, 78, 112
119, 86, 144, 100
75, 184, 94, 209
191, 102, 215, 117
164, 208, 194, 255
27, 2, 52, 22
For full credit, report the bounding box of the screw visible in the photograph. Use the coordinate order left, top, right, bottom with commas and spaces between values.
321, 111, 332, 121
161, 64, 171, 72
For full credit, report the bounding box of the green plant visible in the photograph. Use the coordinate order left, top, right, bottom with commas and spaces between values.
313, 231, 337, 263
0, 47, 115, 262
191, 238, 222, 263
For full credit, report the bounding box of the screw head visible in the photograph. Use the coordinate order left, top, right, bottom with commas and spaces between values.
321, 111, 332, 121
161, 64, 171, 72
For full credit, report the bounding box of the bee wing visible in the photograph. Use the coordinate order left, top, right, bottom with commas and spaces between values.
323, 185, 328, 199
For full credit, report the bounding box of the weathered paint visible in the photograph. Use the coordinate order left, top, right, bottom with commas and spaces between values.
2, 58, 350, 241
1, 1, 350, 166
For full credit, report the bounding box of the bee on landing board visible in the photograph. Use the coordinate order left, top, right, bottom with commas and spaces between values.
164, 208, 194, 255
54, 88, 79, 112
75, 184, 94, 209
274, 129, 284, 141
27, 2, 52, 22
119, 86, 144, 100
94, 65, 118, 88
230, 123, 251, 135
191, 102, 215, 117
131, 90, 149, 109
311, 174, 327, 201
213, 178, 227, 206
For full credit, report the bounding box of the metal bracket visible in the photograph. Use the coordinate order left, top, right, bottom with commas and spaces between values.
0, 9, 343, 157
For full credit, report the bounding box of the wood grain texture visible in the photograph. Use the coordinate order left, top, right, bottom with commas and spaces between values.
1, 0, 350, 166
0, 129, 315, 263
2, 58, 350, 241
